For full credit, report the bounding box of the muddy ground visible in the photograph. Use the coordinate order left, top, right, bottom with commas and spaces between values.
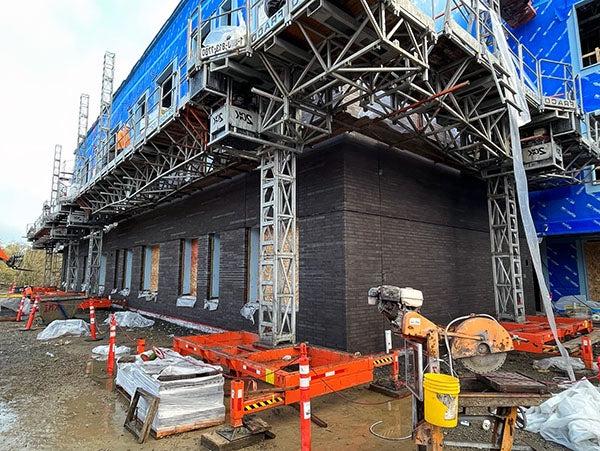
0, 307, 572, 450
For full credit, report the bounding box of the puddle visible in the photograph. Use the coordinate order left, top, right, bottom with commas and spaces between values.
0, 401, 17, 433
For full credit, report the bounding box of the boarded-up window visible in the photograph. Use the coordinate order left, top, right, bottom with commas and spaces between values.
141, 245, 160, 291
179, 239, 198, 296
208, 234, 221, 299
584, 241, 600, 301
246, 228, 260, 302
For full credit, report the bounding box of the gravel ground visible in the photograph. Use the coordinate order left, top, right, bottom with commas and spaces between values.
0, 306, 580, 450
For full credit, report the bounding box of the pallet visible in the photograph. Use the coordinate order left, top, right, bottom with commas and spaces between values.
562, 329, 600, 353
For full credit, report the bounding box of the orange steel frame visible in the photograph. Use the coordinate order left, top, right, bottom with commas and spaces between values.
18, 286, 117, 311
500, 315, 593, 353
173, 331, 397, 426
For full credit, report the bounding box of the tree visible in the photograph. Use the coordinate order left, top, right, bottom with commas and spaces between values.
0, 242, 62, 289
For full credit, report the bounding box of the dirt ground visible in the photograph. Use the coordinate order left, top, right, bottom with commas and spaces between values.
0, 307, 572, 451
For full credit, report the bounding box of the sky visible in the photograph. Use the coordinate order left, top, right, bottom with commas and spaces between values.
0, 0, 180, 243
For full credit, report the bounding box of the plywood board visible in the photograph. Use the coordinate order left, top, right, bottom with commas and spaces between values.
150, 245, 160, 292
584, 241, 600, 301
190, 239, 198, 296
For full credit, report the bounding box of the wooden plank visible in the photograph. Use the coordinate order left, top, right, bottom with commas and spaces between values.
477, 371, 549, 394
153, 417, 224, 438
562, 329, 600, 353
584, 241, 600, 301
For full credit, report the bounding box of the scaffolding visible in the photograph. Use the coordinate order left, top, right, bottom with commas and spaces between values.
27, 0, 600, 345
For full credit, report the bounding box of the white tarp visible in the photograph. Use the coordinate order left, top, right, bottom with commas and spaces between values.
37, 319, 90, 341
0, 297, 31, 315
176, 296, 197, 308
115, 349, 225, 432
92, 345, 131, 361
104, 311, 154, 328
526, 379, 600, 450
533, 356, 587, 372
240, 301, 259, 324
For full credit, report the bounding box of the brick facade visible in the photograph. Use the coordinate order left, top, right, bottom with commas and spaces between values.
75, 135, 534, 353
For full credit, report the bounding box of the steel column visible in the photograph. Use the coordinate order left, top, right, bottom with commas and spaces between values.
65, 242, 80, 291
43, 248, 54, 287
258, 148, 297, 346
487, 174, 526, 322
84, 231, 103, 296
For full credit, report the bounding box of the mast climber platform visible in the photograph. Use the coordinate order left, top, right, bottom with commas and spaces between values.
27, 0, 600, 347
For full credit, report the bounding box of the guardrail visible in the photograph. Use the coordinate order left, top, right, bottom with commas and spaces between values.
73, 57, 191, 192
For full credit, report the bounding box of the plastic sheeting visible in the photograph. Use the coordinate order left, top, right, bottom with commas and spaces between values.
115, 349, 225, 432
204, 298, 219, 311
240, 301, 259, 324
526, 379, 600, 450
176, 296, 197, 308
37, 319, 90, 341
92, 345, 131, 361
0, 297, 31, 315
533, 356, 587, 372
104, 311, 154, 328
489, 8, 575, 381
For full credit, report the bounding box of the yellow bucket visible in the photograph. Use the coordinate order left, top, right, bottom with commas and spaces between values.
423, 373, 460, 428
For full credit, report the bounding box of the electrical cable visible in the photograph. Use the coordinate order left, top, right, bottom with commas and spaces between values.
369, 420, 413, 441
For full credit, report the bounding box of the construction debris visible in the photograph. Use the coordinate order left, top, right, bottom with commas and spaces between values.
526, 378, 600, 450
36, 319, 90, 341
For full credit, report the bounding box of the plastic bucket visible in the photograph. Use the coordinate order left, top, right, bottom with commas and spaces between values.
423, 373, 460, 428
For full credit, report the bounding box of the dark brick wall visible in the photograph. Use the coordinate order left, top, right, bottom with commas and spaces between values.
341, 137, 535, 353
74, 134, 535, 354
98, 145, 347, 346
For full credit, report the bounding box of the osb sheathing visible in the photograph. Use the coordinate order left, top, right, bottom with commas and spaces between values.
584, 241, 600, 301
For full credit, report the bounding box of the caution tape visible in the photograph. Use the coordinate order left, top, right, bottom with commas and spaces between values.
373, 356, 394, 366
244, 396, 284, 411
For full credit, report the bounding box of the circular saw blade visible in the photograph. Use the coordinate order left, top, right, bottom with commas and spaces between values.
460, 352, 507, 374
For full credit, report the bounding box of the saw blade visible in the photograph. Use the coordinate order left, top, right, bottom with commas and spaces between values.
460, 352, 507, 374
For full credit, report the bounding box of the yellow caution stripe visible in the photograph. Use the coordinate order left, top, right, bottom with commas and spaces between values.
244, 397, 284, 412
373, 356, 394, 366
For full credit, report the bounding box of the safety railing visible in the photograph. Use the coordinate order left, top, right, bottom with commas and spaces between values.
73, 57, 191, 193
538, 59, 577, 107
505, 26, 540, 104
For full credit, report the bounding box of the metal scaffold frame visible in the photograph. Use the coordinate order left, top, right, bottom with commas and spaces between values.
259, 148, 297, 346
50, 145, 62, 208
43, 248, 55, 287
65, 241, 80, 291
84, 230, 103, 296
487, 174, 525, 322
27, 0, 600, 346
97, 51, 115, 172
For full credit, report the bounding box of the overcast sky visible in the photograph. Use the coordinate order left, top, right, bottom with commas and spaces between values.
0, 0, 180, 244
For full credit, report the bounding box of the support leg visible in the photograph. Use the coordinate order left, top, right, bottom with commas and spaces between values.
487, 174, 526, 322
258, 148, 297, 347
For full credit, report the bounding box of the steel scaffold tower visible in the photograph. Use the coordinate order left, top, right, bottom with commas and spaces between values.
77, 94, 90, 146
487, 174, 526, 322
50, 145, 62, 207
65, 241, 79, 291
43, 248, 54, 287
84, 230, 103, 296
97, 51, 115, 171
259, 148, 297, 346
